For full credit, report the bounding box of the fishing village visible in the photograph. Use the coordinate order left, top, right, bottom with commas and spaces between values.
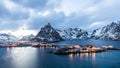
0, 41, 120, 55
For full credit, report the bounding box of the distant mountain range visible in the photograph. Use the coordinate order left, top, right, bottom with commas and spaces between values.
91, 22, 120, 40
0, 33, 18, 46
33, 21, 120, 42
1, 21, 120, 43
57, 28, 88, 40
20, 34, 35, 41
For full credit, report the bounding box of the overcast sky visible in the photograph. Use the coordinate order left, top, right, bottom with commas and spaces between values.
0, 0, 120, 37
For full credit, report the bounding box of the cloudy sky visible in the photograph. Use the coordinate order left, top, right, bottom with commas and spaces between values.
0, 0, 120, 37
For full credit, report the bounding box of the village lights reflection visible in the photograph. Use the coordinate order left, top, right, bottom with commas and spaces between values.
69, 53, 73, 62
69, 53, 96, 62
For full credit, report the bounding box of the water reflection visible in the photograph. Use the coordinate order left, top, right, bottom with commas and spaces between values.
76, 53, 79, 56
79, 53, 89, 58
91, 53, 96, 62
40, 47, 44, 53
10, 47, 37, 68
69, 53, 73, 62
69, 53, 96, 62
7, 47, 10, 53
80, 53, 83, 59
84, 53, 89, 58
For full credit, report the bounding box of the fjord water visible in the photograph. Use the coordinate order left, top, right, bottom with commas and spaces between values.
0, 39, 120, 68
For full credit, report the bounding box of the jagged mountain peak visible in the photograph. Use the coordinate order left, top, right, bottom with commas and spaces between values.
44, 23, 53, 29
33, 21, 120, 42
34, 23, 63, 42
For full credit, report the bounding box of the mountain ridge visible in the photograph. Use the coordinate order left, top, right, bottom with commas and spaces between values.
22, 21, 120, 42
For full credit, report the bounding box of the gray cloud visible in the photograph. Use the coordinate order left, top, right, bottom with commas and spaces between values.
0, 0, 120, 32
0, 0, 30, 30
12, 0, 48, 9
0, 2, 9, 19
27, 11, 66, 30
9, 9, 30, 20
0, 1, 30, 20
0, 20, 23, 30
11, 0, 62, 12
27, 11, 93, 30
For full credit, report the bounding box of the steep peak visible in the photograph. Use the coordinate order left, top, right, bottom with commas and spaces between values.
103, 22, 117, 29
111, 22, 117, 25
44, 23, 52, 28
34, 22, 63, 42
117, 20, 120, 25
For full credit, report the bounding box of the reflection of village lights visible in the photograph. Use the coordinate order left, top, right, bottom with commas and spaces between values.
80, 53, 89, 59
69, 53, 73, 58
76, 53, 79, 56
80, 53, 83, 59
84, 53, 88, 57
92, 53, 96, 61
7, 47, 10, 52
69, 53, 73, 62
40, 47, 44, 53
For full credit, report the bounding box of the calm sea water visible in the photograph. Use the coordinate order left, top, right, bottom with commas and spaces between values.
0, 39, 120, 68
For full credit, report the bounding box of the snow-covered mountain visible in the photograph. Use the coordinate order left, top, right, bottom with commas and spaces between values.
20, 34, 35, 41
57, 28, 88, 40
1, 21, 120, 45
91, 22, 120, 40
34, 23, 63, 42
0, 33, 18, 46
32, 21, 120, 42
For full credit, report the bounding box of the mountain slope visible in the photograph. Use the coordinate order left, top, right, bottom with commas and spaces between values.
34, 23, 63, 42
20, 34, 35, 41
0, 33, 18, 46
91, 22, 120, 40
57, 28, 88, 40
33, 21, 120, 42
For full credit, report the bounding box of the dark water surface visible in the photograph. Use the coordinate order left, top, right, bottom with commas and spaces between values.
0, 39, 120, 68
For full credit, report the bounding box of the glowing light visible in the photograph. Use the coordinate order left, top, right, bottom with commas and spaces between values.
76, 53, 79, 56
11, 44, 16, 47
7, 47, 10, 52
69, 53, 73, 62
84, 53, 88, 57
92, 53, 96, 61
